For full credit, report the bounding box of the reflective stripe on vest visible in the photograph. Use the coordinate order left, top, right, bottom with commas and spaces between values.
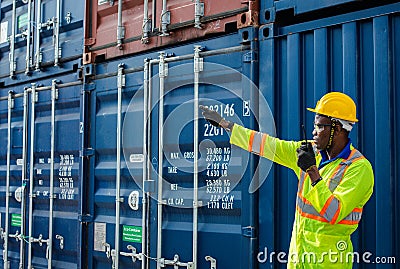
296, 149, 365, 225
248, 131, 267, 155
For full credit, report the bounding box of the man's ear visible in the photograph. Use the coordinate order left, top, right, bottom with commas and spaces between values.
333, 124, 343, 136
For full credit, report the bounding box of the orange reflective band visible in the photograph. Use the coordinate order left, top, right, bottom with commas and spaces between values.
320, 195, 335, 216
352, 207, 363, 213
248, 131, 255, 152
338, 219, 359, 225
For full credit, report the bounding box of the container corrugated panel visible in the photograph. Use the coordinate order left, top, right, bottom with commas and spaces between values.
0, 74, 82, 268
0, 0, 84, 83
83, 0, 258, 63
82, 29, 278, 268
259, 3, 400, 268
260, 0, 400, 25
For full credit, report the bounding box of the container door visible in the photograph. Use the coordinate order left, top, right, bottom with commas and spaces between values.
0, 77, 82, 268
87, 62, 147, 268
0, 90, 27, 269
145, 31, 274, 269
27, 80, 81, 268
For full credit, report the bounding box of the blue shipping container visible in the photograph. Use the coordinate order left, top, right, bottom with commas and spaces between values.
0, 0, 84, 84
259, 2, 400, 268
82, 29, 278, 268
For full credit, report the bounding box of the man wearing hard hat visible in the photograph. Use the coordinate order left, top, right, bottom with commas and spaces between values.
200, 92, 374, 268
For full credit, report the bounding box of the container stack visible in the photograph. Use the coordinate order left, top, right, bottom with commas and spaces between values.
0, 0, 398, 268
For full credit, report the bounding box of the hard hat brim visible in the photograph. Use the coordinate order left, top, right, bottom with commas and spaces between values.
307, 107, 358, 122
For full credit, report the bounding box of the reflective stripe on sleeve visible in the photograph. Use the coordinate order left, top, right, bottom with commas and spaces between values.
297, 195, 361, 225
338, 208, 363, 225
296, 195, 328, 223
328, 150, 364, 192
248, 131, 266, 155
319, 195, 340, 223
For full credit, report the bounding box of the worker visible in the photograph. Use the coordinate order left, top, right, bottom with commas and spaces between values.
200, 92, 374, 268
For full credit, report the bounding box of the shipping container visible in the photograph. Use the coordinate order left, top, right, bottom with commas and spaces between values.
0, 0, 84, 83
0, 72, 82, 268
83, 0, 258, 63
259, 2, 400, 268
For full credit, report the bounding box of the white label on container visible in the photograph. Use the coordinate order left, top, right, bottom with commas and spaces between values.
16, 159, 23, 166
15, 187, 23, 202
58, 154, 75, 200
128, 191, 139, 210
0, 21, 8, 44
94, 222, 106, 252
130, 154, 144, 163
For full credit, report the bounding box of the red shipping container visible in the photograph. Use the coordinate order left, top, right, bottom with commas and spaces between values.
83, 0, 258, 63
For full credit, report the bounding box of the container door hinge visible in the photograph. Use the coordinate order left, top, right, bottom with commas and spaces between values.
159, 53, 168, 77
55, 234, 64, 249
243, 51, 258, 63
159, 254, 194, 269
241, 226, 256, 238
78, 214, 93, 223
205, 256, 217, 269
8, 92, 15, 109
160, 11, 170, 36
120, 245, 143, 263
117, 63, 126, 88
117, 26, 125, 49
194, 45, 204, 73
80, 148, 95, 157
142, 18, 152, 43
194, 1, 204, 29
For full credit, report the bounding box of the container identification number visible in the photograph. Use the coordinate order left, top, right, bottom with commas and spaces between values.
203, 104, 235, 137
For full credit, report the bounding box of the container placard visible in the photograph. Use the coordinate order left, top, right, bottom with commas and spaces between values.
130, 154, 144, 163
0, 21, 8, 43
94, 222, 106, 251
11, 214, 21, 227
17, 13, 28, 33
122, 225, 142, 243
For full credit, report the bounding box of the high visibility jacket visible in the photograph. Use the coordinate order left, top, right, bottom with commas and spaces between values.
230, 125, 374, 268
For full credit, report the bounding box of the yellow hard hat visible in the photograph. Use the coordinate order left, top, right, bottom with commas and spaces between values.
307, 92, 358, 122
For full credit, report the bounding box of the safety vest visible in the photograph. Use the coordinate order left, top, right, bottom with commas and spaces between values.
229, 124, 374, 269
296, 149, 364, 226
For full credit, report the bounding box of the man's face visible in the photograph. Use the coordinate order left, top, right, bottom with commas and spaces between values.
312, 114, 332, 150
